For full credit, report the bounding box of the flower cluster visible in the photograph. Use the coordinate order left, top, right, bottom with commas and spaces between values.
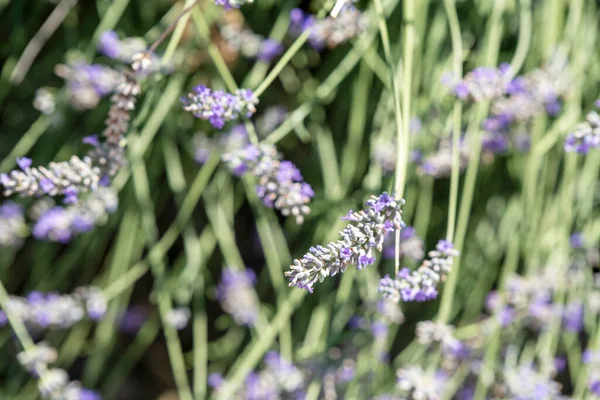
449, 64, 511, 102
285, 193, 404, 292
485, 266, 589, 332
1, 156, 101, 199
396, 366, 447, 400
290, 6, 368, 50
219, 18, 283, 62
222, 144, 314, 223
33, 88, 56, 115
371, 138, 398, 174
501, 365, 566, 400
378, 240, 459, 302
98, 30, 146, 63
55, 61, 121, 110
32, 188, 118, 243
564, 111, 600, 154
214, 0, 254, 9
0, 286, 107, 329
210, 351, 305, 398
181, 84, 258, 128
418, 139, 469, 178
490, 58, 568, 125
583, 349, 600, 396
18, 344, 100, 399
416, 321, 461, 351
216, 268, 260, 326
383, 226, 425, 262
0, 201, 28, 247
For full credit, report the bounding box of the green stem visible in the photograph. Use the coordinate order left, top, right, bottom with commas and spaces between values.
373, 0, 404, 276
443, 0, 463, 242
437, 0, 505, 324
507, 0, 532, 78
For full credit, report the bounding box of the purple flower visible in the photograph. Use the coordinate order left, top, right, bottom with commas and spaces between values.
340, 247, 352, 260
482, 132, 509, 154
208, 373, 224, 389
258, 39, 283, 61
98, 30, 121, 58
570, 232, 585, 249
358, 251, 375, 269
371, 321, 388, 338
563, 302, 584, 332
216, 268, 259, 326
63, 186, 79, 204
82, 135, 100, 147
17, 157, 32, 170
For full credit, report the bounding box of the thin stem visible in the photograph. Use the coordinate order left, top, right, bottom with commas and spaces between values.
10, 0, 77, 84
373, 0, 404, 275
437, 0, 505, 324
0, 115, 51, 172
253, 1, 335, 98
160, 0, 199, 64
191, 8, 238, 92
507, 0, 532, 79
443, 0, 463, 242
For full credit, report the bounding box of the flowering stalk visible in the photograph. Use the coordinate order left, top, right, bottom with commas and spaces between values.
87, 71, 141, 180
289, 6, 368, 50
216, 268, 260, 326
285, 193, 404, 292
0, 201, 28, 247
0, 286, 107, 329
564, 111, 600, 154
181, 84, 258, 128
1, 156, 101, 199
378, 240, 459, 302
223, 144, 314, 224
32, 187, 118, 243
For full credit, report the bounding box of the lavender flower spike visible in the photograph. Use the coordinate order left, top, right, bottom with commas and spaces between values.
181, 84, 258, 128
33, 187, 118, 243
0, 201, 28, 247
290, 6, 368, 50
1, 155, 101, 198
378, 240, 459, 302
564, 111, 600, 154
449, 64, 511, 102
223, 144, 314, 223
285, 193, 404, 292
216, 268, 260, 326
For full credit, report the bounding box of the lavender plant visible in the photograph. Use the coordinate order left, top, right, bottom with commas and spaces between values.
1, 0, 599, 398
